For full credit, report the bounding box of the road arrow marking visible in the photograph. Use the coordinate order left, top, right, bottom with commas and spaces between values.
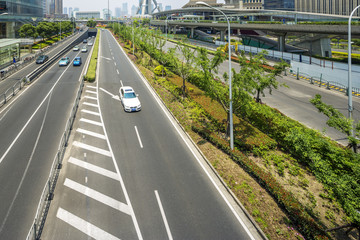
100, 88, 120, 101
101, 56, 112, 61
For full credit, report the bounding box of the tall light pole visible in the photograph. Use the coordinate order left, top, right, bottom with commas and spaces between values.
348, 5, 360, 137
165, 15, 171, 42
196, 1, 234, 150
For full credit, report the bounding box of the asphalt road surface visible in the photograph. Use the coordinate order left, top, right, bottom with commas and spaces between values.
41, 29, 262, 240
0, 39, 92, 239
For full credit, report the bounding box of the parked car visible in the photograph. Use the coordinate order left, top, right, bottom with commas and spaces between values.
73, 45, 80, 51
73, 57, 82, 66
59, 57, 70, 66
119, 86, 141, 112
36, 55, 49, 64
81, 46, 87, 52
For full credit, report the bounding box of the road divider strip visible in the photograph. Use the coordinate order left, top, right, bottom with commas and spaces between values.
68, 157, 118, 180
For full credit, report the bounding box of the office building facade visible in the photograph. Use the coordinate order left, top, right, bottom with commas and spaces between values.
264, 0, 294, 11
295, 0, 360, 16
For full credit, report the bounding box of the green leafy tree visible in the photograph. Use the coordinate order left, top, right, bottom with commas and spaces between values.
18, 24, 37, 39
36, 22, 55, 47
172, 43, 196, 98
87, 20, 97, 28
310, 94, 360, 152
237, 51, 288, 103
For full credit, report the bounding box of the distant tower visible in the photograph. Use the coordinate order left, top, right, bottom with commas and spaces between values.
137, 0, 160, 16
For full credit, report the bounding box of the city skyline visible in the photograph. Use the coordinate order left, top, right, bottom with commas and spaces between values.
63, 0, 225, 14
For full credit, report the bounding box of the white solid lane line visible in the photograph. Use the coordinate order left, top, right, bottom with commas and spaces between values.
64, 178, 130, 214
87, 86, 97, 89
57, 208, 121, 240
109, 30, 256, 239
81, 109, 100, 116
155, 191, 173, 240
73, 141, 111, 157
134, 126, 143, 149
68, 157, 119, 181
80, 118, 103, 127
76, 128, 106, 140
98, 31, 144, 240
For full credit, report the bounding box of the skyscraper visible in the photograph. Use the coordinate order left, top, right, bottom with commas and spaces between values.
165, 5, 171, 11
294, 0, 359, 16
115, 7, 121, 18
122, 3, 128, 16
64, 7, 67, 14
264, 0, 294, 11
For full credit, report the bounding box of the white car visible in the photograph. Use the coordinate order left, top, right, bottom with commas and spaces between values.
81, 46, 87, 52
73, 46, 80, 51
87, 42, 93, 46
119, 86, 141, 112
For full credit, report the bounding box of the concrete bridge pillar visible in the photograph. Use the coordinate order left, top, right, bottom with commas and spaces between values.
277, 33, 287, 52
189, 27, 196, 38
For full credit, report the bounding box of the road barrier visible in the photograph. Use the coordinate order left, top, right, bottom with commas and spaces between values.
25, 31, 96, 240
0, 30, 88, 108
25, 78, 84, 240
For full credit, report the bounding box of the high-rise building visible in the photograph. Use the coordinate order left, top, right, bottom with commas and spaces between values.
55, 0, 63, 15
69, 7, 73, 17
122, 3, 128, 16
74, 7, 79, 12
131, 5, 138, 16
64, 7, 67, 14
0, 0, 43, 38
294, 0, 360, 16
164, 5, 171, 11
115, 7, 121, 18
103, 8, 112, 20
264, 0, 294, 11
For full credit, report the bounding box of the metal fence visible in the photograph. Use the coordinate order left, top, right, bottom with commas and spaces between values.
0, 32, 87, 108
25, 78, 84, 240
25, 29, 96, 240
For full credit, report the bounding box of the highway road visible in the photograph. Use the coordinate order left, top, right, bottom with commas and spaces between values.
41, 29, 263, 239
0, 36, 93, 239
0, 32, 82, 94
164, 39, 360, 146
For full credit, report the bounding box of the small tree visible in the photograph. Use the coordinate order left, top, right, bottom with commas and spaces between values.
310, 94, 360, 152
237, 51, 288, 103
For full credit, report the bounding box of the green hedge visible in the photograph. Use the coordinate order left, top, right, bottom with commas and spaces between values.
85, 29, 100, 82
192, 124, 329, 240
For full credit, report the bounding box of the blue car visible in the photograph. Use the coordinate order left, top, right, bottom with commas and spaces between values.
59, 57, 70, 66
73, 57, 82, 66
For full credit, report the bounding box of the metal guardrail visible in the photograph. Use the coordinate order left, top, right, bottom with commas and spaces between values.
25, 78, 84, 240
25, 30, 96, 240
0, 31, 87, 108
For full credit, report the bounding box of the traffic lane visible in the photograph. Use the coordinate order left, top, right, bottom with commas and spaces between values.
0, 32, 87, 93
0, 48, 84, 159
101, 31, 254, 239
0, 50, 87, 239
262, 76, 356, 144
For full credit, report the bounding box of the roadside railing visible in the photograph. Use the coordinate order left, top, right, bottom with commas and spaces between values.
25, 77, 84, 240
25, 30, 96, 240
0, 30, 87, 108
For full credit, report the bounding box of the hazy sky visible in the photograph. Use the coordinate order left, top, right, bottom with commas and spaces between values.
64, 0, 225, 13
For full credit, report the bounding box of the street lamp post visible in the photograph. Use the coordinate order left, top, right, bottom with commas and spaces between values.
165, 15, 171, 42
196, 1, 234, 150
348, 5, 360, 137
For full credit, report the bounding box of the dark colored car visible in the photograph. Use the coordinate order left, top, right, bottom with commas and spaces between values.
36, 55, 49, 64
83, 39, 87, 43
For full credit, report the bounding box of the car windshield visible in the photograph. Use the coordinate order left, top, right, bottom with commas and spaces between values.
60, 58, 67, 61
38, 56, 45, 60
124, 92, 136, 99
